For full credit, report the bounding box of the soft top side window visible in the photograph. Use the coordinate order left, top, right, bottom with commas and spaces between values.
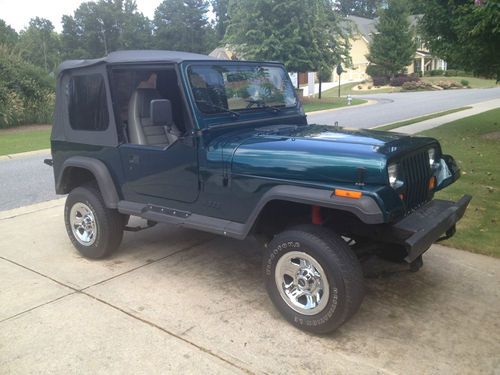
69, 74, 109, 131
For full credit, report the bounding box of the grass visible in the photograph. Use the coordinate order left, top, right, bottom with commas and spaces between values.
0, 129, 51, 156
302, 97, 366, 112
420, 108, 500, 257
421, 76, 498, 89
375, 107, 472, 131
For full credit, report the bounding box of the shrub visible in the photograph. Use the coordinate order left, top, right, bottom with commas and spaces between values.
461, 79, 469, 87
401, 81, 433, 91
444, 69, 472, 77
372, 76, 389, 86
0, 45, 55, 128
429, 69, 444, 76
390, 75, 419, 87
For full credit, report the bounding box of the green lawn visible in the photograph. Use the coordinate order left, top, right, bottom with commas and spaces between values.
421, 76, 498, 89
420, 108, 500, 257
375, 107, 472, 131
0, 129, 51, 156
302, 96, 366, 112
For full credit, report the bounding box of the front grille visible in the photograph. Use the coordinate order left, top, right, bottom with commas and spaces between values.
400, 150, 433, 213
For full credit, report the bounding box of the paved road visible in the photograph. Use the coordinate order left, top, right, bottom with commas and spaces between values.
0, 152, 57, 211
1, 201, 499, 374
1, 88, 499, 211
308, 87, 500, 127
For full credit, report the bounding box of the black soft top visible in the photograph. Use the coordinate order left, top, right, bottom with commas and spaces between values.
57, 50, 218, 74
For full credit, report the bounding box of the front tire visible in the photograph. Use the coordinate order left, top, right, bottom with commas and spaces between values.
64, 184, 124, 259
263, 225, 364, 334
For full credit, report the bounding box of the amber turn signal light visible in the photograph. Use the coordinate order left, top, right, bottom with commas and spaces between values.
335, 189, 362, 199
429, 176, 437, 190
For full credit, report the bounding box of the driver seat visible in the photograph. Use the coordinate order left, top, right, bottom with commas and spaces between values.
128, 88, 181, 146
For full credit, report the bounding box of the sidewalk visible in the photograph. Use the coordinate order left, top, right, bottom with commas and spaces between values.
389, 98, 500, 134
1, 199, 500, 374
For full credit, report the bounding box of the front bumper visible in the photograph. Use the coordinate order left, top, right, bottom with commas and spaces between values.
391, 195, 472, 262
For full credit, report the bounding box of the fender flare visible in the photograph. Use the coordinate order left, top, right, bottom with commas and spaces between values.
224, 185, 385, 239
57, 156, 120, 209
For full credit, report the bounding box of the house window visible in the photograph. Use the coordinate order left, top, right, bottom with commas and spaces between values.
69, 74, 109, 131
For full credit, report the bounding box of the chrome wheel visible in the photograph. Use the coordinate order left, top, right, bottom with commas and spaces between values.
70, 203, 97, 246
275, 251, 329, 315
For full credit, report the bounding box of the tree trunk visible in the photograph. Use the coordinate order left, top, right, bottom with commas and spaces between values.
318, 78, 322, 99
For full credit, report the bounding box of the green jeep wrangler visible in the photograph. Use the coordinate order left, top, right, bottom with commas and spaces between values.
47, 50, 471, 333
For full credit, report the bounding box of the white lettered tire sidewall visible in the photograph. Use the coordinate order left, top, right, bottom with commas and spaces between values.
263, 225, 364, 334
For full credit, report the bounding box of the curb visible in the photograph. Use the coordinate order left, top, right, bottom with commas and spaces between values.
0, 198, 65, 220
368, 107, 470, 130
0, 148, 51, 161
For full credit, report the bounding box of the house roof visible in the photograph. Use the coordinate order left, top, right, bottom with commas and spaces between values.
347, 15, 377, 42
347, 14, 422, 43
57, 50, 217, 73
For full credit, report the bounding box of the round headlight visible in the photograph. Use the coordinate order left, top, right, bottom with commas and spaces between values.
428, 148, 436, 166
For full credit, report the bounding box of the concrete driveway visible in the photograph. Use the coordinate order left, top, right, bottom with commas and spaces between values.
1, 200, 499, 374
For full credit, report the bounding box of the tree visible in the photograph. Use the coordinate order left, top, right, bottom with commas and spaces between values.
18, 18, 60, 73
418, 0, 500, 81
153, 0, 216, 53
211, 0, 229, 42
0, 19, 18, 47
224, 0, 350, 77
61, 0, 152, 59
336, 0, 385, 18
366, 0, 416, 78
0, 45, 54, 127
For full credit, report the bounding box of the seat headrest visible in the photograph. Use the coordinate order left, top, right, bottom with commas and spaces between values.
135, 88, 161, 118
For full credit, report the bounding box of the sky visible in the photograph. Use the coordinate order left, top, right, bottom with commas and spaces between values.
0, 0, 163, 32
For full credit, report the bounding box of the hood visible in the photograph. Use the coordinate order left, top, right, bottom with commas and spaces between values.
208, 124, 437, 185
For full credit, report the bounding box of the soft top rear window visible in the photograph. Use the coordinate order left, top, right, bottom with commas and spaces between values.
68, 74, 109, 131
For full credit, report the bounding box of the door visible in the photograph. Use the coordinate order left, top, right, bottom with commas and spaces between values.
119, 137, 199, 205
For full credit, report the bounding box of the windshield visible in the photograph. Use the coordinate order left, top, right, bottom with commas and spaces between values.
187, 64, 297, 115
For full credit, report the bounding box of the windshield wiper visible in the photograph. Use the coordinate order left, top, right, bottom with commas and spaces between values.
245, 99, 282, 112
197, 100, 240, 118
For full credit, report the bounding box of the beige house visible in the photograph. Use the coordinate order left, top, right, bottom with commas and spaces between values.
333, 15, 447, 83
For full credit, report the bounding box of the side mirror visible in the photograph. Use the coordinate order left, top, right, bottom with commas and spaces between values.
150, 99, 173, 126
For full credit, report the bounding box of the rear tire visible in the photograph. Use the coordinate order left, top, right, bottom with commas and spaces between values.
64, 184, 124, 259
263, 225, 364, 334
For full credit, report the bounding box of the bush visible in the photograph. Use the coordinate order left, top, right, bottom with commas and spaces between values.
389, 75, 419, 87
0, 45, 54, 128
401, 81, 434, 91
428, 69, 445, 76
372, 76, 389, 86
460, 79, 469, 87
444, 69, 472, 77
